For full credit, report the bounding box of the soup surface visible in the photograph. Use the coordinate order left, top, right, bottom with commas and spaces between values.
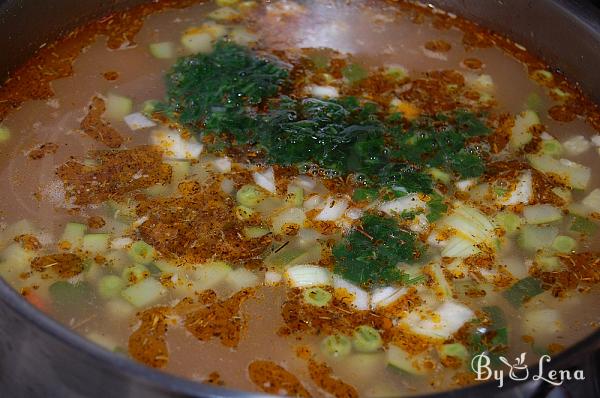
1, 0, 599, 396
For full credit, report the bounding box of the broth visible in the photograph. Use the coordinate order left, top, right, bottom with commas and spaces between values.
0, 1, 599, 396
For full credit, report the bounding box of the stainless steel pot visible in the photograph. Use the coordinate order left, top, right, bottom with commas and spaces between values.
0, 1, 599, 397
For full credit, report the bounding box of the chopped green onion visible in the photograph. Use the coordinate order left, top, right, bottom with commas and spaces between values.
236, 184, 265, 207
352, 325, 383, 353
503, 277, 544, 308
302, 287, 332, 307
352, 187, 378, 202
128, 241, 156, 265
321, 335, 352, 358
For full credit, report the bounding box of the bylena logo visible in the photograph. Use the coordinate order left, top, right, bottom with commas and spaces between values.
471, 352, 585, 388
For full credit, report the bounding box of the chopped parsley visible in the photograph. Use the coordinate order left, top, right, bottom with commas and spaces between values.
333, 214, 423, 287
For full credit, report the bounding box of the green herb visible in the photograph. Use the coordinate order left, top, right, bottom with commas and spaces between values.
49, 281, 93, 309
157, 41, 288, 140
468, 305, 508, 368
352, 187, 379, 202
333, 213, 422, 287
426, 193, 448, 222
570, 216, 598, 235
502, 277, 545, 308
342, 63, 368, 84
391, 111, 491, 179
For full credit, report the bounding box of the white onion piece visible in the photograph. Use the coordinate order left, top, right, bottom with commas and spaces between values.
333, 275, 369, 310
285, 265, 331, 287
111, 237, 133, 250
123, 112, 157, 131
264, 270, 283, 285
345, 207, 363, 220
307, 85, 339, 98
272, 208, 306, 234
315, 197, 348, 221
402, 301, 474, 339
582, 188, 600, 213
303, 194, 323, 211
253, 167, 276, 193
378, 194, 426, 216
220, 178, 235, 194
211, 157, 232, 173
151, 129, 203, 159
370, 286, 408, 309
455, 179, 476, 192
500, 170, 533, 205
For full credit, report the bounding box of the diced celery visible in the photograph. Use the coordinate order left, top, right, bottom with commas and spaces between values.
122, 264, 149, 284
386, 345, 429, 375
427, 167, 451, 184
540, 139, 563, 157
438, 343, 469, 362
243, 226, 270, 239
552, 187, 572, 204
104, 250, 130, 271
153, 259, 178, 274
105, 93, 133, 120
385, 65, 408, 80
236, 184, 265, 208
272, 208, 306, 234
225, 267, 259, 291
523, 204, 562, 224
495, 211, 523, 234
264, 242, 322, 269
98, 275, 126, 299
352, 326, 383, 353
527, 154, 590, 190
525, 92, 543, 112
121, 278, 166, 308
321, 335, 352, 358
128, 241, 156, 265
235, 205, 255, 221
165, 160, 191, 183
106, 299, 136, 319
149, 41, 175, 59
82, 233, 110, 254
0, 125, 11, 143
107, 199, 137, 222
535, 253, 563, 272
509, 110, 539, 150
193, 261, 231, 290
60, 222, 87, 250
570, 216, 598, 235
551, 235, 576, 253
285, 185, 304, 207
302, 286, 332, 307
517, 225, 559, 251
141, 99, 159, 115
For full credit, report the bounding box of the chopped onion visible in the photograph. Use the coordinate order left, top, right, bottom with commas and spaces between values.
285, 265, 331, 287
105, 93, 133, 120
230, 26, 259, 46
378, 193, 426, 216
509, 110, 540, 150
402, 301, 474, 340
582, 188, 600, 213
151, 129, 203, 159
253, 167, 276, 194
409, 213, 429, 233
523, 204, 562, 224
455, 179, 476, 192
149, 41, 176, 59
226, 267, 259, 291
264, 270, 283, 285
220, 178, 235, 194
303, 194, 323, 211
307, 85, 339, 98
315, 197, 348, 221
111, 237, 133, 250
527, 154, 590, 190
441, 236, 480, 258
370, 286, 408, 309
523, 308, 562, 337
562, 135, 590, 156
123, 112, 156, 131
345, 207, 363, 220
500, 170, 533, 205
272, 208, 307, 234
333, 275, 369, 310
443, 204, 494, 244
211, 157, 232, 173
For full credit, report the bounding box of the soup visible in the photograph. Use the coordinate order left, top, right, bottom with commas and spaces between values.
0, 0, 599, 396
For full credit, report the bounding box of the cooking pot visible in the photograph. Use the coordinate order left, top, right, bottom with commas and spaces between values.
0, 1, 599, 397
